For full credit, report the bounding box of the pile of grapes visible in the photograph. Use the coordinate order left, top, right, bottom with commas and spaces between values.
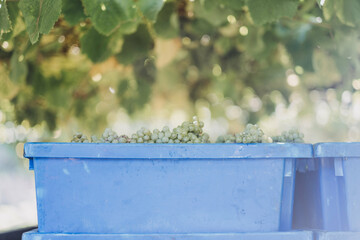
71, 116, 210, 144
71, 117, 304, 143
271, 129, 305, 143
216, 124, 273, 143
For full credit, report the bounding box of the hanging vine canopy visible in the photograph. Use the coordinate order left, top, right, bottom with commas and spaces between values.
0, 0, 360, 140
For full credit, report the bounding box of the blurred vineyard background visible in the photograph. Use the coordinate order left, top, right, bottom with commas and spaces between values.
1, 0, 360, 232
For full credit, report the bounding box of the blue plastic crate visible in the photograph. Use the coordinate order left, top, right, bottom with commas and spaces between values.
22, 229, 314, 240
293, 143, 360, 231
315, 231, 360, 240
24, 143, 312, 234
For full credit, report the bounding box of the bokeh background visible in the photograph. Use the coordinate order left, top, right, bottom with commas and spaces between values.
1, 0, 360, 232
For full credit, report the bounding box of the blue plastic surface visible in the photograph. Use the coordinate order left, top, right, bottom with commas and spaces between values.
24, 143, 312, 234
22, 229, 314, 240
24, 142, 312, 159
315, 231, 360, 240
293, 143, 360, 231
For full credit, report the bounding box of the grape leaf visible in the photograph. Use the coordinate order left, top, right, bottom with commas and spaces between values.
322, 0, 360, 26
154, 2, 179, 39
334, 0, 360, 27
82, 0, 137, 36
81, 27, 123, 63
6, 2, 19, 27
19, 0, 62, 44
222, 0, 245, 10
1, 1, 19, 40
62, 0, 86, 26
196, 0, 232, 26
117, 21, 139, 35
136, 0, 164, 21
0, 0, 11, 34
322, 0, 335, 21
116, 24, 153, 65
247, 0, 299, 25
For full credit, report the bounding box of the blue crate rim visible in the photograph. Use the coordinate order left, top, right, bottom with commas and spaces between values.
22, 229, 314, 240
24, 142, 313, 159
314, 142, 360, 158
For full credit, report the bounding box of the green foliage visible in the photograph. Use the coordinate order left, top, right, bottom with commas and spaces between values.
136, 0, 164, 21
222, 0, 246, 10
82, 0, 137, 35
154, 2, 179, 38
2, 2, 20, 40
116, 24, 153, 65
195, 0, 233, 26
80, 27, 117, 63
19, 0, 62, 43
1, 0, 360, 141
62, 0, 86, 26
0, 0, 11, 34
247, 0, 299, 25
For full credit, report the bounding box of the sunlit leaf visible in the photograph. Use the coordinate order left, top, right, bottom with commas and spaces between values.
116, 24, 153, 65
136, 0, 163, 21
247, 0, 299, 25
335, 0, 360, 27
0, 0, 11, 34
82, 0, 136, 35
154, 2, 179, 39
19, 0, 62, 43
62, 0, 86, 26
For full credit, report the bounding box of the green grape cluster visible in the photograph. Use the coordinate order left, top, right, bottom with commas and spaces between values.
89, 129, 131, 143
71, 118, 305, 144
236, 124, 273, 143
130, 127, 155, 143
128, 116, 210, 143
71, 132, 89, 143
216, 124, 272, 143
101, 128, 121, 143
70, 116, 210, 144
272, 129, 304, 143
170, 116, 210, 143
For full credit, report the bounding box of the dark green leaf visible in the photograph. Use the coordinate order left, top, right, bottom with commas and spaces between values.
0, 0, 11, 34
247, 0, 299, 25
222, 0, 245, 10
322, 0, 336, 20
62, 0, 86, 26
335, 0, 360, 27
136, 0, 164, 21
187, 18, 217, 36
80, 27, 112, 63
117, 21, 139, 35
116, 24, 153, 65
154, 2, 179, 39
196, 0, 232, 26
323, 0, 360, 26
1, 1, 19, 40
10, 52, 28, 83
82, 0, 137, 35
7, 2, 19, 27
19, 0, 62, 44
